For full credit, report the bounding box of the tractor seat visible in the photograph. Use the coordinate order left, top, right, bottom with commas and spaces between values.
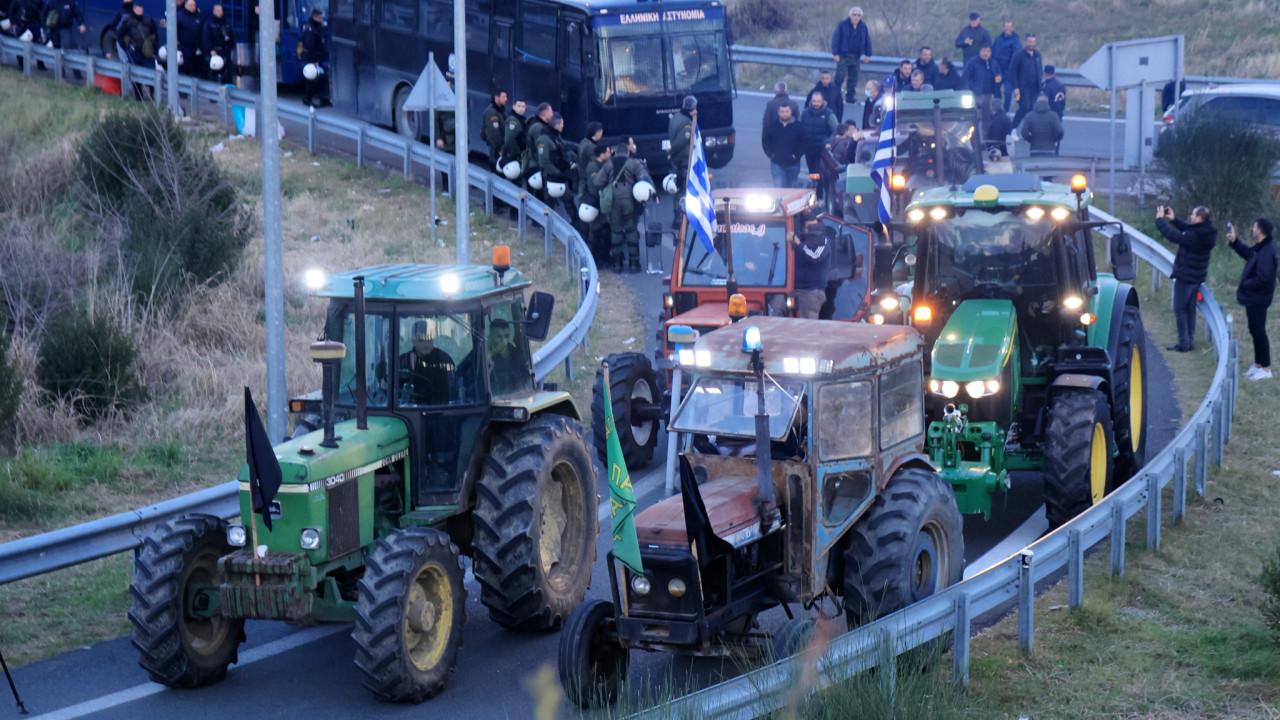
634, 475, 763, 548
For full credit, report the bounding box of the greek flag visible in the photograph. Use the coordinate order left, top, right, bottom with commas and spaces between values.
684, 124, 717, 255
870, 82, 896, 223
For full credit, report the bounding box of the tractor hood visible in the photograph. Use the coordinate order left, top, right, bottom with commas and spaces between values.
930, 299, 1017, 382
238, 416, 411, 488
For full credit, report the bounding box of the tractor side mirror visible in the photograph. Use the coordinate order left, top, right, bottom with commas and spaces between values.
1110, 232, 1136, 282
525, 291, 555, 341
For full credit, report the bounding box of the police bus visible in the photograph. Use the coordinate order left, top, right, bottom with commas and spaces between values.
328, 0, 735, 171
83, 0, 317, 83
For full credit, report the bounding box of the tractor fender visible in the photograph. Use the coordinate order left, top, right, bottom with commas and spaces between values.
493, 390, 583, 423
1089, 280, 1139, 365
1048, 373, 1107, 401
881, 453, 937, 491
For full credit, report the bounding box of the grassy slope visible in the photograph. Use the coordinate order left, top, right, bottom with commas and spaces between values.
0, 68, 641, 666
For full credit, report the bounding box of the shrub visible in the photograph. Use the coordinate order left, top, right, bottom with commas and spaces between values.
1262, 544, 1280, 643
35, 309, 146, 420
0, 332, 22, 453
1154, 115, 1280, 224
79, 107, 188, 209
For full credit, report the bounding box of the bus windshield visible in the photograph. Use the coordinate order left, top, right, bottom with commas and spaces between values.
593, 15, 730, 100
682, 221, 789, 288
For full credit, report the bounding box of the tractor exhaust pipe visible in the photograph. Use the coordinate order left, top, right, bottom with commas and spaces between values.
353, 277, 368, 431
308, 340, 346, 448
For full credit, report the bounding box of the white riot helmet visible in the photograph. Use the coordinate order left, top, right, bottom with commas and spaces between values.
19, 29, 33, 42
501, 161, 522, 180
158, 45, 166, 61
632, 180, 656, 203
578, 204, 599, 222
547, 181, 567, 198
528, 171, 544, 190
0, 18, 11, 31
303, 63, 320, 80
662, 173, 679, 195
209, 54, 225, 71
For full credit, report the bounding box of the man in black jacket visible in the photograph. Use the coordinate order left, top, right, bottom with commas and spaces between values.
176, 0, 203, 78
913, 46, 938, 87
1227, 217, 1277, 378
202, 3, 234, 84
763, 104, 804, 188
1008, 33, 1043, 130
667, 95, 695, 229
480, 88, 508, 169
1020, 96, 1063, 156
41, 0, 85, 50
1155, 204, 1217, 352
807, 70, 844, 123
300, 9, 329, 106
764, 81, 800, 129
954, 12, 991, 65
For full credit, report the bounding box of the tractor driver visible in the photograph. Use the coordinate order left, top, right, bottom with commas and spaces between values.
399, 319, 456, 405
487, 318, 528, 395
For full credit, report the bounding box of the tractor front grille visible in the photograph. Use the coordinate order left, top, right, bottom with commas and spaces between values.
328, 479, 360, 557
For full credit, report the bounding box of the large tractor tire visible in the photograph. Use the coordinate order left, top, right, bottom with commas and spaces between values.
129, 514, 245, 688
1043, 388, 1116, 529
558, 599, 629, 708
843, 467, 965, 628
1111, 305, 1148, 481
473, 415, 599, 631
353, 527, 466, 702
591, 353, 661, 469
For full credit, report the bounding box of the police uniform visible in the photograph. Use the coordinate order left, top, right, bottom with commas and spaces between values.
480, 100, 506, 169
534, 126, 571, 209
667, 105, 694, 229
593, 152, 652, 272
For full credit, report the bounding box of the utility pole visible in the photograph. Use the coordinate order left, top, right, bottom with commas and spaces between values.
164, 0, 178, 113
260, 0, 286, 442
453, 0, 469, 264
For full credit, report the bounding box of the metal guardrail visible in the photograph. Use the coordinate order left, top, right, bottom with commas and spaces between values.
624, 206, 1239, 719
0, 37, 599, 584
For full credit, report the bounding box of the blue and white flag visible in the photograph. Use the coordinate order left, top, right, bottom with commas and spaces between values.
684, 124, 717, 255
870, 83, 896, 223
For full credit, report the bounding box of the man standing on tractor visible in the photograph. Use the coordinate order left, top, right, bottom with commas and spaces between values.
792, 224, 831, 319
1155, 204, 1218, 352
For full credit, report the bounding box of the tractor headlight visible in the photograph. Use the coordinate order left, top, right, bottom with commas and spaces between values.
1050, 207, 1071, 221
695, 349, 712, 367
1063, 295, 1084, 310
907, 208, 925, 223
631, 575, 651, 595
227, 524, 247, 547
679, 348, 696, 366
667, 578, 688, 598
879, 295, 900, 311
300, 527, 321, 550
932, 380, 960, 399
963, 378, 1001, 398
872, 313, 885, 325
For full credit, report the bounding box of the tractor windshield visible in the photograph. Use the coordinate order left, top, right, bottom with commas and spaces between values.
895, 113, 982, 188
681, 221, 790, 288
917, 210, 1060, 304
394, 311, 485, 407
327, 308, 393, 408
671, 375, 804, 439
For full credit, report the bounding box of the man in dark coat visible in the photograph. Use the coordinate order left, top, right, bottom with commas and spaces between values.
578, 142, 612, 264
575, 121, 603, 195
991, 20, 1020, 111
954, 12, 991, 64
300, 9, 329, 106
799, 91, 837, 177
500, 98, 528, 172
41, 0, 84, 49
764, 81, 800, 128
807, 69, 844, 123
1227, 217, 1277, 379
889, 59, 913, 92
534, 113, 572, 209
934, 59, 964, 91
1007, 33, 1043, 130
763, 104, 805, 188
1042, 65, 1066, 119
982, 97, 1012, 157
830, 6, 872, 104
1020, 96, 1063, 156
593, 141, 653, 273
1155, 205, 1218, 352
202, 3, 234, 84
860, 79, 882, 130
667, 95, 695, 229
480, 88, 508, 169
119, 1, 157, 66
963, 44, 1000, 110
913, 46, 939, 87
175, 0, 203, 78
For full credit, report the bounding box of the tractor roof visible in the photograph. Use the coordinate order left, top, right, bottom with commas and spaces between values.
906, 173, 1091, 209
314, 264, 530, 302
690, 317, 922, 376
892, 90, 978, 113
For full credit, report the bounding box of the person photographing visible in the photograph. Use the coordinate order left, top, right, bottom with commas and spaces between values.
1154, 204, 1216, 352
1226, 217, 1276, 379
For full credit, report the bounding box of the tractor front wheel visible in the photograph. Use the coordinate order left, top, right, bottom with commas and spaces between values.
473, 415, 599, 631
559, 599, 629, 708
1111, 305, 1148, 481
353, 527, 466, 702
592, 353, 662, 469
129, 515, 245, 688
843, 467, 964, 628
1043, 388, 1116, 529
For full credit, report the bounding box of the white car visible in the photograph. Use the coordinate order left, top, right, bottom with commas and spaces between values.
1161, 83, 1280, 137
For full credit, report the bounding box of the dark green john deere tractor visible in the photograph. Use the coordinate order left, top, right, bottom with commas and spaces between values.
128, 255, 599, 702
881, 173, 1149, 528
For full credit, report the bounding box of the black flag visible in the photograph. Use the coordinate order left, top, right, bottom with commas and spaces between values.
678, 455, 729, 567
244, 387, 283, 531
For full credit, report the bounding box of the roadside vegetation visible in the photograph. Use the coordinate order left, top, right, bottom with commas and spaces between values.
0, 68, 640, 666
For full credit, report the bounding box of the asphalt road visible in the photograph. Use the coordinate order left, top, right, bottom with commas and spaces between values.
4, 83, 1178, 720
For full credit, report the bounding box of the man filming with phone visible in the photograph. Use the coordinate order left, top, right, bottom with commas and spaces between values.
1154, 204, 1217, 352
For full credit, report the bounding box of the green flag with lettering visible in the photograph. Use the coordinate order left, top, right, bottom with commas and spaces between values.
602, 363, 644, 575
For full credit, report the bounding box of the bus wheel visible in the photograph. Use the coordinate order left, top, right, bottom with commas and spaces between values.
394, 86, 422, 142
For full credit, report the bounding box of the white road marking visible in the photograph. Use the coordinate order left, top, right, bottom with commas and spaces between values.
29, 624, 350, 720
962, 506, 1048, 580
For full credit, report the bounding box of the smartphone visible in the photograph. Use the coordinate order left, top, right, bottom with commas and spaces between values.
1227, 221, 1234, 232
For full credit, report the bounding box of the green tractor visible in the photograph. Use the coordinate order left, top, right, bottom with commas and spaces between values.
128, 252, 599, 702
880, 173, 1148, 528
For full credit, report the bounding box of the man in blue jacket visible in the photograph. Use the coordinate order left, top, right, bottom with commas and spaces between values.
831, 6, 872, 105
954, 12, 991, 64
1155, 204, 1218, 352
962, 44, 1000, 111
41, 0, 84, 49
991, 20, 1020, 111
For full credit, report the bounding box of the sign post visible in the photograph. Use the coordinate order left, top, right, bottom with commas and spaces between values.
405, 58, 457, 250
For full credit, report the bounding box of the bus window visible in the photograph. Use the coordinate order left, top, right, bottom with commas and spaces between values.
603, 36, 664, 99
382, 0, 416, 32
562, 18, 581, 78
333, 0, 353, 20
467, 0, 490, 49
356, 0, 372, 25
419, 0, 450, 40
491, 22, 510, 59
670, 34, 725, 94
515, 1, 556, 66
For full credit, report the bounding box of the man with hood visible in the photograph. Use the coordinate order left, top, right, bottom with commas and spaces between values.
1019, 95, 1063, 157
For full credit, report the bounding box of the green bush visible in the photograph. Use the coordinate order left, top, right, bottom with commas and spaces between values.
79, 107, 187, 208
1262, 544, 1280, 643
36, 309, 146, 420
1154, 115, 1280, 224
0, 332, 21, 453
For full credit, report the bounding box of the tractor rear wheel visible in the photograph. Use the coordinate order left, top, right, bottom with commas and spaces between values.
1043, 388, 1116, 529
558, 599, 629, 708
1111, 305, 1148, 481
129, 514, 245, 688
353, 527, 466, 702
591, 353, 661, 469
843, 467, 964, 628
473, 415, 598, 631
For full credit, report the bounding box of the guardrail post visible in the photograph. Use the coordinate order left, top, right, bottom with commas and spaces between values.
53, 48, 63, 83
952, 594, 970, 686
485, 175, 494, 216
518, 195, 527, 240
1110, 502, 1125, 577
1068, 528, 1084, 609
1212, 394, 1225, 466
307, 105, 316, 153
544, 210, 553, 258
153, 68, 163, 108
1017, 550, 1034, 654
1229, 337, 1239, 419
356, 124, 365, 168
1195, 420, 1209, 496
1150, 265, 1160, 295
565, 230, 574, 278
22, 41, 33, 76
121, 62, 132, 101
403, 138, 412, 179
1172, 447, 1187, 523
85, 55, 95, 88
564, 355, 574, 382
1145, 472, 1161, 551
878, 627, 897, 699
